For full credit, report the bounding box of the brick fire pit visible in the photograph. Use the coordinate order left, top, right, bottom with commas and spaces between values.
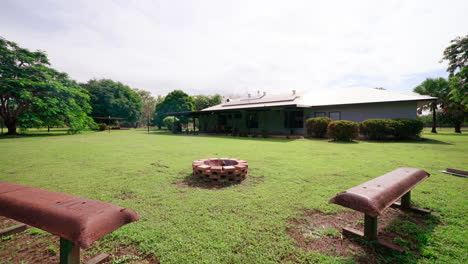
192, 158, 248, 184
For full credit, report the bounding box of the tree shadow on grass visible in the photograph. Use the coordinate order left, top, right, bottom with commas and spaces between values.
359, 138, 453, 145
146, 131, 299, 143
0, 132, 70, 140
288, 208, 441, 263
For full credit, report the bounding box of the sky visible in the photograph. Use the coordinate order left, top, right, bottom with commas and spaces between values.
0, 0, 467, 97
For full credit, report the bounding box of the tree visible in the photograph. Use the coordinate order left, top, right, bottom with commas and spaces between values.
442, 35, 468, 132
0, 37, 93, 135
153, 90, 194, 128
82, 79, 143, 124
193, 94, 222, 111
414, 78, 449, 133
442, 35, 468, 76
448, 67, 468, 109
135, 89, 156, 127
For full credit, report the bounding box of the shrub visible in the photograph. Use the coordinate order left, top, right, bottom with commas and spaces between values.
98, 123, 107, 131
163, 116, 179, 131
359, 119, 395, 140
327, 120, 358, 142
392, 119, 424, 139
359, 118, 424, 140
306, 117, 331, 137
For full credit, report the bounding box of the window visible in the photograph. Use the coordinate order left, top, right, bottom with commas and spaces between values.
246, 112, 258, 128
314, 112, 326, 117
329, 111, 341, 120
284, 110, 304, 128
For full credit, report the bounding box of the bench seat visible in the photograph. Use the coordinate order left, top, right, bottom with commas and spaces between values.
0, 182, 138, 248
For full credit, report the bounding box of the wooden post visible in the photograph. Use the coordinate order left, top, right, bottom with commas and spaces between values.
364, 214, 378, 241
401, 191, 411, 210
60, 237, 80, 264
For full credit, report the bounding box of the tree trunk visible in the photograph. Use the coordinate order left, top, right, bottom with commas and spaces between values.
48, 126, 50, 132
454, 122, 462, 133
431, 104, 437, 133
6, 122, 17, 135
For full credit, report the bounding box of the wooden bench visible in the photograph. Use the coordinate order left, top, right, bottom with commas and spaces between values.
329, 167, 431, 252
0, 182, 138, 264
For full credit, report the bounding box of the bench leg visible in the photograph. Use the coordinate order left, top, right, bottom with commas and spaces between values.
364, 215, 378, 241
401, 191, 411, 210
60, 237, 80, 264
342, 214, 404, 252
391, 191, 431, 215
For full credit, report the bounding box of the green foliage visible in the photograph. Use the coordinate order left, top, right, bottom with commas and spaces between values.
392, 119, 424, 139
0, 36, 94, 135
448, 66, 468, 109
98, 123, 108, 131
359, 119, 424, 140
359, 119, 394, 140
193, 94, 222, 111
306, 117, 331, 138
82, 79, 143, 123
154, 90, 194, 126
327, 120, 358, 141
442, 35, 467, 76
163, 116, 179, 131
134, 89, 157, 127
359, 119, 396, 140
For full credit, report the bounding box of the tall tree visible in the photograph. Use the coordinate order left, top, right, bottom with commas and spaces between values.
442, 35, 468, 132
82, 79, 143, 124
0, 37, 93, 135
442, 35, 468, 76
134, 88, 156, 127
193, 94, 222, 111
414, 78, 449, 133
153, 90, 194, 128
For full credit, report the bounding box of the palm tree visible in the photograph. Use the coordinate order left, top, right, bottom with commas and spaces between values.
414, 78, 449, 133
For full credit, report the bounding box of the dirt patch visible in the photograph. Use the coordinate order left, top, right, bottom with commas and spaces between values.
287, 208, 439, 263
0, 217, 159, 264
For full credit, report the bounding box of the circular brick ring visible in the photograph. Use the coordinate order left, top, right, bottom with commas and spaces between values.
192, 158, 248, 184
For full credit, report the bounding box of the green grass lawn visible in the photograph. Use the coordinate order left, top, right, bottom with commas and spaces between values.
0, 128, 467, 263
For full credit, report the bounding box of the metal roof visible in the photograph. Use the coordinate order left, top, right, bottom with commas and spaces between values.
201, 87, 437, 112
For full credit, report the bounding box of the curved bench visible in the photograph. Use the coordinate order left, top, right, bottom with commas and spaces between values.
329, 168, 431, 251
0, 182, 138, 263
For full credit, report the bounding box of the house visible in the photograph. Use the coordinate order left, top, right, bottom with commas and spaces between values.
182, 88, 436, 136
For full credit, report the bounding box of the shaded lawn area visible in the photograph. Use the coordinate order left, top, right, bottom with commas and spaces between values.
0, 128, 466, 263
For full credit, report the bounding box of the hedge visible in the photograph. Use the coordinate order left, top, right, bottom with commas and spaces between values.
327, 120, 359, 142
306, 117, 331, 137
359, 119, 395, 140
392, 119, 424, 139
359, 119, 424, 140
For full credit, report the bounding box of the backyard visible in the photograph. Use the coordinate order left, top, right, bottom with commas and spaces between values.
0, 129, 466, 263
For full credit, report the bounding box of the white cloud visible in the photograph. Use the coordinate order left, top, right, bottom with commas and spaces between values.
0, 0, 466, 96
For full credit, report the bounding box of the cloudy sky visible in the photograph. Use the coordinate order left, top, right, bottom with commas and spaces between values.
1, 0, 467, 96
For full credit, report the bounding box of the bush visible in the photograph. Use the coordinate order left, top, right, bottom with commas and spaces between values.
359, 118, 424, 140
327, 120, 358, 142
306, 117, 331, 137
163, 116, 179, 131
392, 119, 424, 139
359, 119, 395, 140
98, 123, 107, 131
